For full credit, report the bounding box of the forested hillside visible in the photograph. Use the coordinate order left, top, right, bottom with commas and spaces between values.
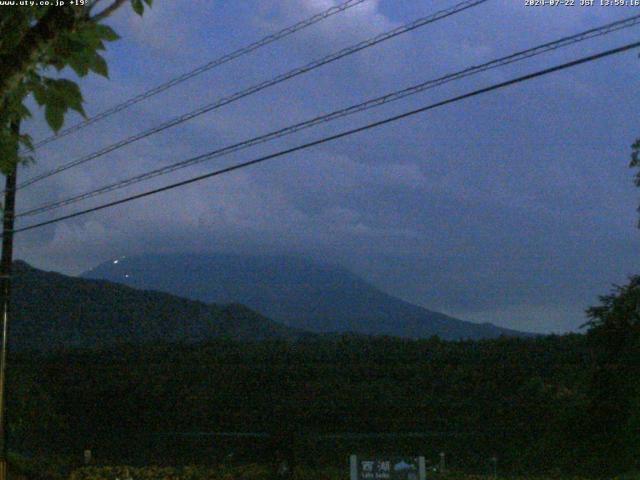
9, 261, 305, 350
8, 334, 619, 475
5, 262, 638, 476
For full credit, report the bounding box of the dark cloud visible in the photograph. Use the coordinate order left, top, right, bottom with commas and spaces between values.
14, 0, 640, 333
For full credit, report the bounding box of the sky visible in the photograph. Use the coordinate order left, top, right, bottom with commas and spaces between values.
13, 0, 640, 333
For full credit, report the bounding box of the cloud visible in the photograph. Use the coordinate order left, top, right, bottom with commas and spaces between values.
14, 0, 640, 332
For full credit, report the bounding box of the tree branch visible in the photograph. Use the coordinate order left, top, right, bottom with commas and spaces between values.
91, 0, 128, 22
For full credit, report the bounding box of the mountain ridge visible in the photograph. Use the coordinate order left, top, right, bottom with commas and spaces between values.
82, 253, 532, 340
10, 260, 308, 351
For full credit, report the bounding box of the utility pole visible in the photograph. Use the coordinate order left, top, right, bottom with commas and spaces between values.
0, 121, 20, 480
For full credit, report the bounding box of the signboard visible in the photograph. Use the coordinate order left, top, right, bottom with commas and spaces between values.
350, 455, 426, 480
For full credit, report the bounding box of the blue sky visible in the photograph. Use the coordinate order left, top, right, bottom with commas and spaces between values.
14, 0, 640, 333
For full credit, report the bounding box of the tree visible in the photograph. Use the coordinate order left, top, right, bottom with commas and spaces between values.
631, 139, 640, 225
0, 2, 153, 477
0, 0, 153, 171
582, 278, 640, 473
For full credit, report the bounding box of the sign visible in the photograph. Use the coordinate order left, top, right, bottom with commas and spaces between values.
350, 455, 426, 480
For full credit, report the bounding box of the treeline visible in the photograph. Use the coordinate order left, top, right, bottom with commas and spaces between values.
8, 333, 633, 475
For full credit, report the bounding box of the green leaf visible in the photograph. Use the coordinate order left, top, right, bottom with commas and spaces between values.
42, 78, 86, 119
51, 35, 87, 62
45, 104, 64, 132
15, 103, 32, 120
95, 24, 120, 42
58, 80, 85, 116
31, 83, 48, 106
67, 50, 93, 77
131, 0, 144, 15
90, 54, 109, 78
68, 60, 89, 77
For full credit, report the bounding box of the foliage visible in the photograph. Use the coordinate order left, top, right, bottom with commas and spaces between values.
4, 263, 636, 475
585, 277, 640, 352
0, 0, 152, 171
9, 261, 301, 351
8, 335, 594, 475
8, 452, 76, 480
64, 466, 620, 480
581, 278, 640, 474
58, 465, 640, 480
631, 138, 640, 224
69, 465, 271, 480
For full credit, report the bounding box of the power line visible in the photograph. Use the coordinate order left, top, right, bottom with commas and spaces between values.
31, 0, 369, 150
17, 13, 640, 219
10, 39, 640, 236
17, 0, 488, 190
